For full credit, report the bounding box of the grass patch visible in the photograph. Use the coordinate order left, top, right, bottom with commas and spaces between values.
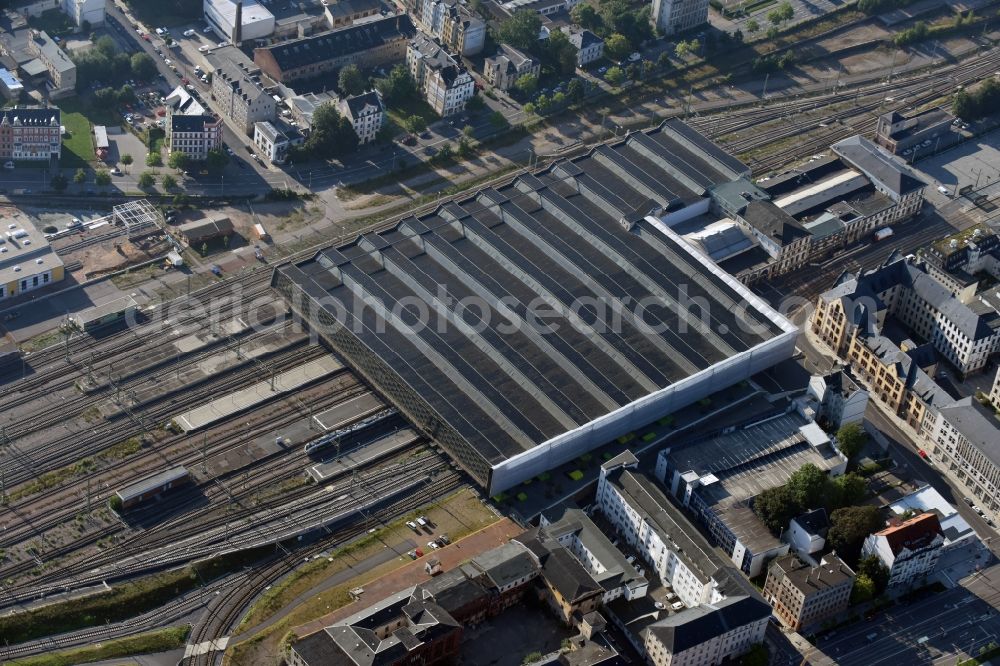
516, 492, 529, 502
236, 488, 495, 634
8, 458, 97, 502
567, 470, 585, 481
8, 625, 190, 666
385, 98, 439, 135
642, 432, 657, 442
20, 327, 67, 353
617, 433, 636, 444
0, 546, 273, 644
658, 415, 675, 426
536, 472, 551, 482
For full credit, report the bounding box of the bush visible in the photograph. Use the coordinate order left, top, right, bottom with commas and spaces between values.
567, 469, 585, 481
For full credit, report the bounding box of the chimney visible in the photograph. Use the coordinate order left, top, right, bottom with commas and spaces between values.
233, 1, 243, 46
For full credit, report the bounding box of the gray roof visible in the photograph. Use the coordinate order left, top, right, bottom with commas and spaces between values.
541, 546, 604, 603
116, 466, 188, 502
341, 91, 383, 120
260, 15, 414, 71
0, 107, 60, 126
470, 540, 539, 588
171, 114, 218, 132
570, 28, 603, 49
274, 120, 786, 490
605, 466, 728, 585
792, 508, 829, 536
409, 32, 457, 71
539, 505, 646, 591
768, 553, 854, 595
741, 200, 810, 246
178, 217, 235, 242
30, 31, 74, 74
938, 398, 1000, 468
644, 594, 771, 654
832, 135, 926, 196
486, 44, 535, 74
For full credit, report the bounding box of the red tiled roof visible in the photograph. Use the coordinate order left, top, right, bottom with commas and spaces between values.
877, 513, 943, 555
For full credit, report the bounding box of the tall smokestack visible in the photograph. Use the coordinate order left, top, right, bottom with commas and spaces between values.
233, 1, 243, 46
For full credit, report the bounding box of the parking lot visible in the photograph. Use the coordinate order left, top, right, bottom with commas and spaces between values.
911, 127, 1000, 206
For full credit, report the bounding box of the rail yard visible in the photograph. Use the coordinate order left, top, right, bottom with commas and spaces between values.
0, 21, 999, 665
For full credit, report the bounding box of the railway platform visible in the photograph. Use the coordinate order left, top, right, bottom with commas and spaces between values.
174, 355, 342, 432
306, 429, 420, 483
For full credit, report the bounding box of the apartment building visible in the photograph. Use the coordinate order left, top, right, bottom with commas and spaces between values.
806, 369, 868, 429
12, 0, 104, 27
812, 253, 1000, 377
991, 367, 1000, 411
403, 0, 486, 55
25, 30, 75, 98
598, 451, 770, 666
253, 15, 415, 83
338, 90, 384, 144
538, 505, 649, 604
651, 0, 709, 34
861, 513, 944, 591
166, 114, 223, 161
406, 34, 474, 116
785, 509, 829, 557
928, 398, 1000, 514
483, 44, 539, 92
210, 60, 276, 135
0, 107, 61, 161
323, 0, 382, 29
921, 224, 1000, 300
252, 120, 302, 164
562, 27, 604, 66
763, 554, 854, 631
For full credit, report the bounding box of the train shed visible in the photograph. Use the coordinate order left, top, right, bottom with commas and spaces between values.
69, 295, 139, 333
115, 466, 190, 509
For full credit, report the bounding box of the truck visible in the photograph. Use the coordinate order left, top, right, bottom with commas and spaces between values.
873, 227, 894, 242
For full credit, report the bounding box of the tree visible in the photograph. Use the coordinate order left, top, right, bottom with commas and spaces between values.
754, 484, 798, 534
462, 124, 474, 138
604, 65, 625, 86
95, 35, 117, 58
828, 505, 883, 565
746, 18, 760, 33
571, 3, 601, 31
138, 171, 156, 188
299, 103, 358, 159
94, 170, 111, 186
605, 32, 631, 61
94, 86, 118, 108
206, 148, 229, 174
787, 463, 828, 511
566, 78, 585, 101
73, 168, 86, 184
545, 29, 578, 76
850, 573, 875, 605
130, 53, 157, 81
51, 174, 67, 191
146, 152, 162, 167
832, 473, 868, 508
836, 422, 867, 459
489, 110, 509, 129
625, 63, 639, 80
857, 555, 890, 595
523, 102, 536, 115
121, 154, 133, 172
373, 64, 416, 106
766, 26, 780, 39
162, 174, 178, 190
514, 73, 539, 97
456, 135, 473, 158
168, 151, 189, 170
742, 644, 769, 666
657, 51, 672, 70
498, 10, 543, 51
338, 64, 366, 96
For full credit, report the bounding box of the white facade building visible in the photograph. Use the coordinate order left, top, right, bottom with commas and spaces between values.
407, 34, 475, 117
861, 513, 944, 590
203, 0, 275, 42
338, 91, 384, 145
652, 0, 709, 35
252, 120, 301, 164
928, 398, 1000, 515
806, 369, 868, 429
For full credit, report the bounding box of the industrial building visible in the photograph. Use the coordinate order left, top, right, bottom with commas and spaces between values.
203, 0, 276, 42
654, 409, 847, 576
253, 15, 415, 83
0, 223, 64, 299
874, 108, 959, 158
273, 119, 797, 493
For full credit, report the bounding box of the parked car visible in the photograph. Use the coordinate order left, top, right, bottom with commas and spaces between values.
66, 217, 83, 229
183, 29, 196, 37
438, 534, 450, 545
965, 497, 975, 506
406, 520, 419, 531
210, 264, 222, 276
427, 541, 440, 550
2, 161, 14, 170
199, 44, 211, 52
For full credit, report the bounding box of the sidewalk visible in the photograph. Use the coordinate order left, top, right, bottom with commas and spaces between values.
292, 518, 521, 638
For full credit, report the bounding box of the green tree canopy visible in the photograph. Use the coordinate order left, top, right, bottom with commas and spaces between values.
754, 484, 798, 534
168, 151, 189, 170
605, 32, 631, 61
206, 148, 229, 173
604, 65, 625, 86
497, 10, 543, 51
137, 171, 156, 188
121, 154, 133, 166
829, 505, 883, 566
373, 65, 417, 106
571, 3, 601, 30
832, 473, 868, 508
787, 463, 829, 511
338, 64, 367, 96
73, 168, 86, 184
857, 555, 890, 595
94, 170, 111, 186
850, 573, 875, 604
545, 29, 578, 75
514, 73, 539, 97
162, 173, 178, 190
50, 174, 67, 191
836, 422, 867, 459
130, 53, 157, 81
297, 103, 358, 159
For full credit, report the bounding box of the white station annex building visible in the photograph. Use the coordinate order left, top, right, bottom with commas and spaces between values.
274, 120, 797, 494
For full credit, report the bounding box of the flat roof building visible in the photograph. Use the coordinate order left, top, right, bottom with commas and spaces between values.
0, 222, 64, 300
203, 0, 276, 42
273, 119, 797, 493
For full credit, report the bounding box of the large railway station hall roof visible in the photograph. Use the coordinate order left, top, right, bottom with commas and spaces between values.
275, 120, 796, 491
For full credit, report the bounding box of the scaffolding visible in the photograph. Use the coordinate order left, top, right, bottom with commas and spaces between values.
112, 200, 163, 240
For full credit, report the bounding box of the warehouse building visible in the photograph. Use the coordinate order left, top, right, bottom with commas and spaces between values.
273, 119, 797, 494
204, 0, 275, 42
